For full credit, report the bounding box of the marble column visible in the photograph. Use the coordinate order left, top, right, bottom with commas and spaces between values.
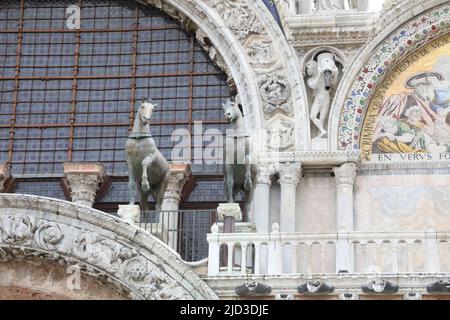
333, 162, 357, 273
161, 163, 191, 250
252, 165, 276, 233
0, 163, 10, 192
333, 162, 357, 232
63, 162, 106, 207
278, 162, 302, 274
278, 162, 302, 233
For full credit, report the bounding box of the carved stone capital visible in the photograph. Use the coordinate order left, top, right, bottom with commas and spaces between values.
164, 163, 191, 203
0, 164, 10, 192
278, 162, 302, 186
217, 203, 242, 222
333, 162, 357, 187
63, 162, 106, 207
256, 165, 277, 186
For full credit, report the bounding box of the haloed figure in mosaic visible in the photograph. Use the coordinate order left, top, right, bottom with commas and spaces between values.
373, 71, 450, 154
125, 99, 170, 211
222, 99, 257, 215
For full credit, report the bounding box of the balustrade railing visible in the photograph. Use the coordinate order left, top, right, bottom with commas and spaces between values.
140, 209, 217, 262
288, 0, 375, 15
207, 224, 449, 277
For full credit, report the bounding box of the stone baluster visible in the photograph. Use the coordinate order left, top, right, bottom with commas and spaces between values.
207, 224, 220, 276
63, 162, 106, 207
0, 163, 10, 192
425, 230, 439, 273
241, 242, 248, 274
333, 162, 357, 273
254, 244, 261, 275
268, 223, 283, 275
161, 163, 191, 250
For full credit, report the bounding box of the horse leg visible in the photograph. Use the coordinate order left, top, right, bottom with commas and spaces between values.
141, 156, 153, 192
244, 188, 254, 220
127, 162, 136, 205
156, 186, 165, 212
139, 189, 149, 211
244, 163, 252, 192
225, 164, 234, 203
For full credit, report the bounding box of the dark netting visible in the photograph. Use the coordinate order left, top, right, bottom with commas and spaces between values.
0, 0, 230, 179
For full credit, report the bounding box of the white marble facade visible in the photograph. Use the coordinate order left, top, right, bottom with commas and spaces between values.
2, 0, 450, 300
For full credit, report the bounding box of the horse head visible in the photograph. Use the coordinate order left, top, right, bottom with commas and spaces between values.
222, 99, 242, 123
138, 98, 157, 125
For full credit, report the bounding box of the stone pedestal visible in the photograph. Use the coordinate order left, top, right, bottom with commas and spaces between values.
63, 162, 106, 207
217, 203, 242, 269
117, 204, 141, 225
0, 164, 10, 192
218, 203, 242, 233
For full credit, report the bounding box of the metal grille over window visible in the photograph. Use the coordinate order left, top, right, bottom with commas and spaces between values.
0, 0, 230, 175
0, 0, 230, 207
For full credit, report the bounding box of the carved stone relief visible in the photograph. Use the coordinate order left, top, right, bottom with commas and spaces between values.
266, 114, 295, 151
259, 73, 292, 118
211, 0, 265, 41
0, 213, 191, 300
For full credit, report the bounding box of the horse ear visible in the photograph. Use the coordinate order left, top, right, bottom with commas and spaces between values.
237, 103, 244, 115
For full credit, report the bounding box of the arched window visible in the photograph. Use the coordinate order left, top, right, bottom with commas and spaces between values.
0, 0, 231, 210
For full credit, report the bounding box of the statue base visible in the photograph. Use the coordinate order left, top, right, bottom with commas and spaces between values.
217, 203, 242, 234
117, 205, 141, 225
217, 203, 242, 222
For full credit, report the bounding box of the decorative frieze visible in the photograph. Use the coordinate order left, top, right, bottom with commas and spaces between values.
0, 193, 218, 300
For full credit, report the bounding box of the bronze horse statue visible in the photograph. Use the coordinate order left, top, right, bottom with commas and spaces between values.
222, 99, 257, 215
125, 99, 169, 211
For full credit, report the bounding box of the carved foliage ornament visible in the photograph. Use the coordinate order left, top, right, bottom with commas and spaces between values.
0, 214, 190, 300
